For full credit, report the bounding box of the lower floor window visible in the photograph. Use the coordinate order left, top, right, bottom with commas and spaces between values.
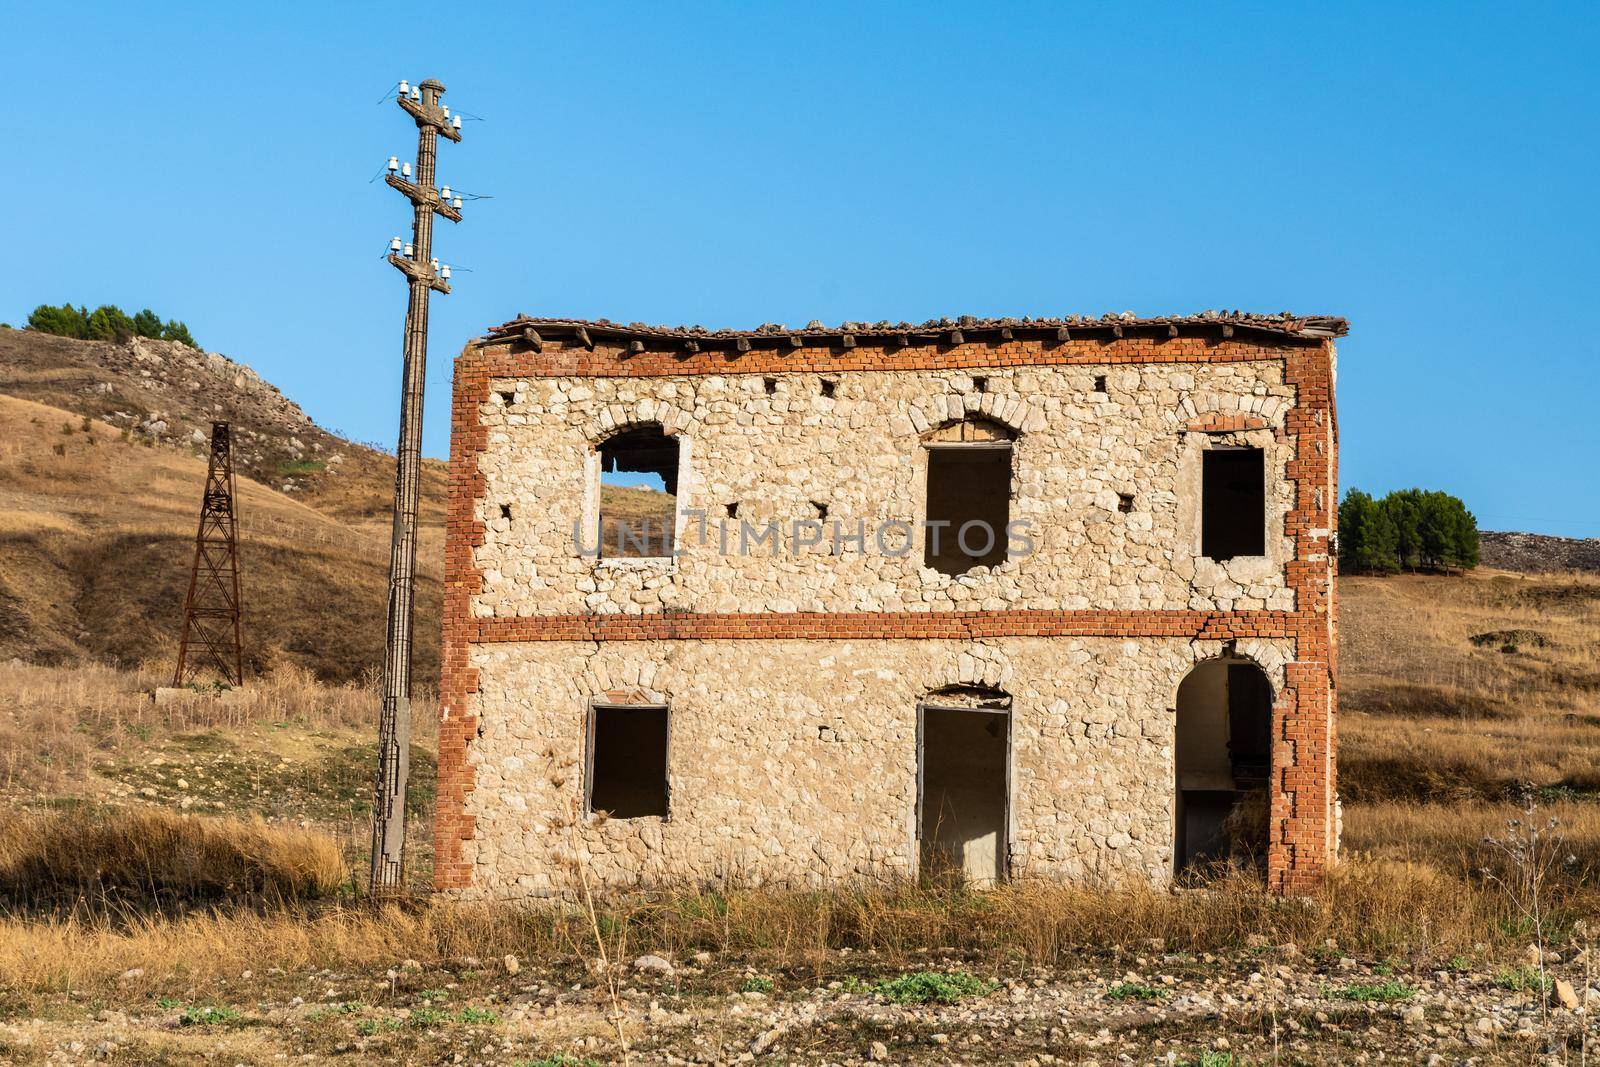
587, 704, 669, 818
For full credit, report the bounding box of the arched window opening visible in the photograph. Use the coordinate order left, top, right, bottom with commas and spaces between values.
597, 424, 678, 558
922, 417, 1015, 576
1174, 658, 1273, 878
917, 685, 1010, 887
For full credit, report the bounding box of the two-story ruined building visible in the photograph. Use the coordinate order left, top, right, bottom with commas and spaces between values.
435, 311, 1343, 896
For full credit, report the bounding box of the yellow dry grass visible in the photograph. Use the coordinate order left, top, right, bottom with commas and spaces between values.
0, 659, 435, 796
0, 859, 1532, 1000
0, 808, 349, 910
1339, 570, 1600, 804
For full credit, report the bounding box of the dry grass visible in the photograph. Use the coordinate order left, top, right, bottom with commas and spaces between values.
1339, 570, 1600, 804
0, 808, 349, 911
0, 851, 1571, 1002
0, 659, 435, 796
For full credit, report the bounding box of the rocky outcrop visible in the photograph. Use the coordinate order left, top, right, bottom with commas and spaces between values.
1481, 531, 1600, 574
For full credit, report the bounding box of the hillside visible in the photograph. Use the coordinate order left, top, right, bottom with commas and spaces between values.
0, 392, 440, 682
0, 327, 445, 526
1481, 529, 1600, 573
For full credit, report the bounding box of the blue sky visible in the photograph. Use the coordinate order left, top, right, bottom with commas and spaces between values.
6, 2, 1598, 535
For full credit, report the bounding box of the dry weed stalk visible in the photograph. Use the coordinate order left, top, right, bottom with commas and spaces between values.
547, 750, 631, 1064
1481, 786, 1574, 1026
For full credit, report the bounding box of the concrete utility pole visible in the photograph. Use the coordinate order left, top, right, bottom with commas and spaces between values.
370, 77, 463, 896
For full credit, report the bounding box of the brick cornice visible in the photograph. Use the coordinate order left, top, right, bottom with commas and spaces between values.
463, 609, 1295, 643
473, 334, 1309, 379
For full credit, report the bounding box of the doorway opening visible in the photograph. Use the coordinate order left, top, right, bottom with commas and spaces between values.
918, 687, 1009, 887
1174, 658, 1272, 877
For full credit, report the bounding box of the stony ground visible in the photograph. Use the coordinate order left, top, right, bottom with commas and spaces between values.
3, 943, 1597, 1065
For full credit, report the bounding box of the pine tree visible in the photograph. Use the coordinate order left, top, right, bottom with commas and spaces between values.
1339, 489, 1400, 573
26, 303, 90, 339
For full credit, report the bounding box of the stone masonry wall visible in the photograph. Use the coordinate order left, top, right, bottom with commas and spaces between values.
463, 635, 1294, 897
470, 361, 1297, 619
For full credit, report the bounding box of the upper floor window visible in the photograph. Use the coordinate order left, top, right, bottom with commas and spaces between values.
922, 417, 1014, 575
597, 424, 678, 558
1201, 447, 1265, 560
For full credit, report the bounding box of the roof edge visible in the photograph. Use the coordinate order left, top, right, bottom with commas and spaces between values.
480, 311, 1348, 349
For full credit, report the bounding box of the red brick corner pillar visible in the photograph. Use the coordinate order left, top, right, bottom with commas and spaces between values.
1271, 340, 1339, 894
433, 344, 488, 892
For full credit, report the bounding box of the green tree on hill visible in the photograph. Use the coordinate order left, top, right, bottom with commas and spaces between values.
1337, 489, 1400, 573
27, 303, 90, 338
25, 302, 199, 350
1341, 487, 1478, 573
85, 304, 136, 342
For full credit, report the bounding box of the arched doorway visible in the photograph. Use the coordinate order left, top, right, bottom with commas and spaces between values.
1174, 658, 1272, 876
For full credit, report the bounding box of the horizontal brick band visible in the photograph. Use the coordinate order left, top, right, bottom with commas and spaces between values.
463, 609, 1297, 644
472, 335, 1316, 379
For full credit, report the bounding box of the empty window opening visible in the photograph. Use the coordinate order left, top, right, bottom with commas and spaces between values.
1174, 659, 1272, 878
763, 377, 777, 395
1093, 375, 1107, 393
498, 390, 515, 405
812, 501, 828, 520
820, 379, 836, 398
725, 501, 739, 519
597, 424, 678, 558
587, 704, 669, 819
1201, 447, 1265, 560
922, 418, 1014, 575
1117, 493, 1134, 514
499, 503, 512, 521
972, 376, 988, 393
919, 691, 1009, 888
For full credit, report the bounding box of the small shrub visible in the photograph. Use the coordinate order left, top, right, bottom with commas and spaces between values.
1495, 965, 1551, 993
1333, 980, 1415, 1002
408, 1006, 451, 1026
740, 975, 774, 993
179, 1005, 242, 1026
277, 458, 326, 477
356, 1017, 401, 1036
308, 1002, 365, 1019
455, 1005, 500, 1025
517, 1056, 602, 1067
1106, 981, 1167, 1001
871, 971, 996, 1004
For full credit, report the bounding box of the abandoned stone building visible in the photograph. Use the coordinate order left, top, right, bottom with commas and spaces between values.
435, 311, 1344, 897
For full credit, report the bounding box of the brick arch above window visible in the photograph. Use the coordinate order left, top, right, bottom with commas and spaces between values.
924, 644, 1015, 694
898, 391, 1043, 439
571, 660, 669, 707
921, 415, 1016, 444
1167, 390, 1288, 434
584, 396, 700, 445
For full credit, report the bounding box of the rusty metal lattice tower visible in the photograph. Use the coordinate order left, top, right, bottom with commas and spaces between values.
370, 77, 463, 895
173, 421, 244, 688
